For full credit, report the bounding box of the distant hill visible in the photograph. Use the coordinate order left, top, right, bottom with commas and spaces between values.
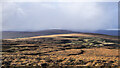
2, 29, 80, 39
93, 30, 119, 36
2, 29, 119, 39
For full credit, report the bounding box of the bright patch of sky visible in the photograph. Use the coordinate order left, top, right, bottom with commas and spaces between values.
2, 2, 118, 31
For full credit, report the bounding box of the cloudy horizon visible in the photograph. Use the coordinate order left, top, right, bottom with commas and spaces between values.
2, 2, 118, 31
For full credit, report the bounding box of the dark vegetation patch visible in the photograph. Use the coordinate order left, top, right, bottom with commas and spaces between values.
2, 45, 12, 49
60, 36, 79, 38
14, 45, 39, 47
2, 49, 15, 52
67, 50, 84, 56
15, 40, 41, 44
54, 39, 72, 44
19, 49, 31, 51
24, 53, 42, 55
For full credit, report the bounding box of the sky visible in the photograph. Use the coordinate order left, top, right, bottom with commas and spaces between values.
2, 2, 118, 31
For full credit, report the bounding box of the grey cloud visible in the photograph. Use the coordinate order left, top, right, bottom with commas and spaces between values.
2, 2, 118, 31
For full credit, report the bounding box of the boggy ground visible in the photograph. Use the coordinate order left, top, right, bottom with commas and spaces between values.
1, 33, 120, 67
